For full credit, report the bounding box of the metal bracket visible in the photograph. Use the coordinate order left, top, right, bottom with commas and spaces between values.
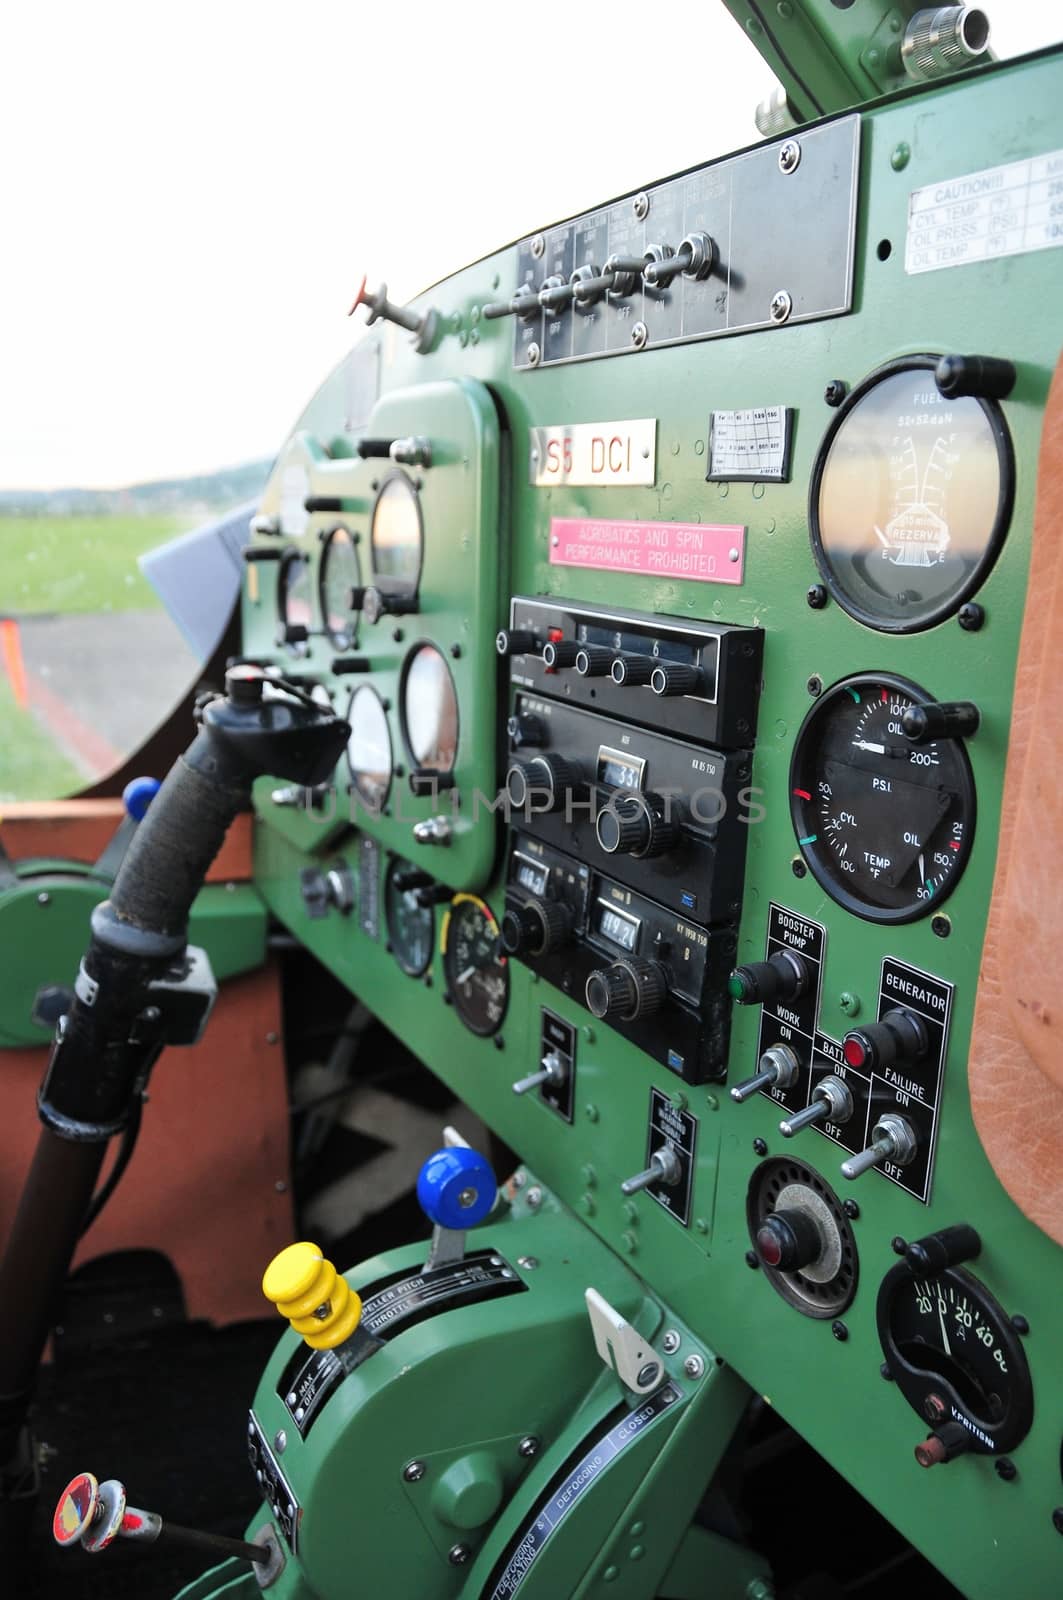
585, 1289, 664, 1397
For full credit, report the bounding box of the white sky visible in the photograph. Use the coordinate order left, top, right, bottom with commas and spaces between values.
0, 1, 1058, 491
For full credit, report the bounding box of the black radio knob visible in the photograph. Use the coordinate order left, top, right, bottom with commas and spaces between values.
574, 645, 614, 678
650, 662, 701, 698
755, 1207, 823, 1272
585, 959, 668, 1022
595, 794, 680, 859
501, 899, 573, 958
729, 951, 809, 1006
496, 628, 543, 658
506, 712, 546, 749
541, 639, 580, 670
505, 754, 580, 814
610, 654, 654, 686
842, 1007, 927, 1072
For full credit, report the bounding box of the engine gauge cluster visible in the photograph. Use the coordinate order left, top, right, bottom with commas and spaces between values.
790, 674, 975, 923
810, 356, 1013, 632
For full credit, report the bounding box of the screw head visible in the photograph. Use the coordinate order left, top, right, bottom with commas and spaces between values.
633, 191, 650, 221
880, 1362, 894, 1381
516, 1255, 539, 1270
37, 892, 51, 907
448, 1544, 471, 1566
831, 1320, 849, 1342
683, 1353, 705, 1379
527, 342, 541, 368
769, 289, 792, 325
924, 1392, 947, 1423
791, 858, 807, 879
525, 1185, 543, 1210
745, 1250, 760, 1270
631, 320, 649, 350
662, 1330, 681, 1354
273, 1429, 287, 1455
958, 601, 985, 632
806, 674, 823, 696
637, 1361, 661, 1388
403, 1460, 426, 1482
843, 1198, 860, 1219
995, 1457, 1018, 1481
1012, 1313, 1030, 1335
530, 233, 545, 259
518, 1435, 540, 1458
1052, 1507, 1063, 1536
931, 914, 952, 940
778, 139, 801, 174
806, 584, 828, 610
753, 1138, 768, 1157
824, 378, 848, 407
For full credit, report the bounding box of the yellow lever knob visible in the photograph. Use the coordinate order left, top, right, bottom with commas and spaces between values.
262, 1241, 362, 1350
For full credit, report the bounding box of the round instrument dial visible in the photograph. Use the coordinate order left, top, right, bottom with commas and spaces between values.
790, 674, 975, 923
442, 894, 509, 1036
810, 356, 1012, 631
384, 858, 434, 978
877, 1262, 1033, 1454
318, 527, 361, 649
402, 644, 459, 774
278, 549, 314, 633
371, 473, 422, 588
345, 685, 392, 811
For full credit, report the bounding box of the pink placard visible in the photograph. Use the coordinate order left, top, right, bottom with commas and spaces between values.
549, 517, 745, 584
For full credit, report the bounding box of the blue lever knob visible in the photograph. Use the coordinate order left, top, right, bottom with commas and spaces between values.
416, 1148, 496, 1230
122, 776, 161, 822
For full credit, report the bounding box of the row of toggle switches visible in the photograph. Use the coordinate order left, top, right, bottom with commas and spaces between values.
483, 233, 718, 321
728, 951, 927, 1182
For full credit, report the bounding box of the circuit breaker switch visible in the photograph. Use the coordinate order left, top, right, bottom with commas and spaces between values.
840, 1114, 918, 1180
620, 1144, 682, 1197
730, 1043, 801, 1103
512, 1049, 568, 1097
779, 1073, 854, 1138
754, 1207, 822, 1271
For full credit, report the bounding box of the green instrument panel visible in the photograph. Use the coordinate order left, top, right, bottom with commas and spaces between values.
237, 45, 1063, 1600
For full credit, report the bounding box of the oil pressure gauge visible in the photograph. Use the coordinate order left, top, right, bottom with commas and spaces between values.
790, 673, 975, 923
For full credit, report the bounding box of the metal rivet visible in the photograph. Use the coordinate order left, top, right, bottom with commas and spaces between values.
527, 342, 541, 368
1012, 1314, 1030, 1335
636, 1362, 660, 1388
753, 1138, 768, 1157
531, 234, 545, 259
403, 1460, 426, 1482
631, 321, 648, 350
518, 1435, 540, 1458
806, 675, 823, 697
37, 892, 51, 907
683, 1354, 705, 1379
843, 1198, 860, 1220
273, 1430, 287, 1455
662, 1330, 681, 1355
728, 548, 740, 562
806, 584, 828, 610
448, 1544, 471, 1566
958, 601, 985, 632
769, 290, 792, 324
831, 1320, 849, 1342
517, 1255, 539, 1270
824, 378, 847, 407
778, 139, 801, 175
633, 191, 649, 221
931, 915, 951, 939
995, 1457, 1017, 1481
525, 1185, 543, 1210
745, 1250, 760, 1270
839, 992, 860, 1017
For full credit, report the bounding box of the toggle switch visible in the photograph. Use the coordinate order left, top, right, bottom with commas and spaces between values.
349, 275, 438, 353
901, 701, 980, 744
571, 263, 606, 309
604, 254, 647, 300
840, 1113, 918, 1179
512, 1048, 569, 1097
620, 1145, 681, 1197
482, 287, 542, 321
417, 1146, 498, 1270
843, 1008, 927, 1073
729, 950, 809, 1006
538, 275, 575, 312
585, 958, 668, 1022
643, 232, 716, 286
730, 1042, 801, 1103
779, 1073, 854, 1138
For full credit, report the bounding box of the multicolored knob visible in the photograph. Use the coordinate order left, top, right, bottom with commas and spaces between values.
262, 1242, 362, 1350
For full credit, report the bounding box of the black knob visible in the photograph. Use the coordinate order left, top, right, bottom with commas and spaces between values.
505, 754, 579, 814
304, 496, 344, 514
585, 959, 668, 1022
542, 639, 580, 670
409, 769, 456, 796
506, 713, 546, 749
843, 1007, 927, 1072
729, 951, 809, 1006
356, 437, 397, 458
650, 662, 701, 698
414, 884, 453, 907
903, 1224, 982, 1277
574, 645, 614, 678
610, 655, 654, 686
934, 354, 1016, 401
496, 629, 542, 658
393, 868, 433, 892
755, 1207, 823, 1272
363, 586, 417, 624
501, 899, 573, 957
595, 795, 680, 859
330, 657, 372, 676
241, 546, 283, 563
901, 701, 980, 744
277, 622, 310, 646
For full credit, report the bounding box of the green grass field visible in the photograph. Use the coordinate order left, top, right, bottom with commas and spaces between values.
0, 671, 84, 803
0, 513, 198, 615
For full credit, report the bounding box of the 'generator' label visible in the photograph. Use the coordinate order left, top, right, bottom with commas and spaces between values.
906, 148, 1063, 274
549, 517, 745, 584
530, 419, 656, 486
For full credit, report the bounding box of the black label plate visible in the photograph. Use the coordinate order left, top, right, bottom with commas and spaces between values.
645, 1088, 696, 1226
